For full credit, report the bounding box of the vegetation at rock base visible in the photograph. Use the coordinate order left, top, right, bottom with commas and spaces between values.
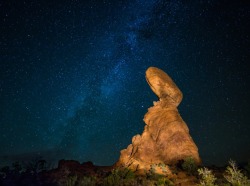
103, 168, 135, 186
244, 160, 250, 177
78, 176, 97, 186
181, 156, 198, 175
146, 166, 174, 186
197, 167, 218, 186
66, 175, 77, 186
197, 160, 250, 186
1, 159, 250, 186
223, 160, 250, 186
156, 177, 175, 186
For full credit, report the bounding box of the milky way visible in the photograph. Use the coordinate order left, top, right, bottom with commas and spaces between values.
0, 0, 249, 166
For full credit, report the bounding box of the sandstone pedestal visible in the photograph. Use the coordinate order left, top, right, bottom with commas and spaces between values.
115, 67, 201, 175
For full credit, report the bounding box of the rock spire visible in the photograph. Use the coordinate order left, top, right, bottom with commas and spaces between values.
115, 67, 201, 175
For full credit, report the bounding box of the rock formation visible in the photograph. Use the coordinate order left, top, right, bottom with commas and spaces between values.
115, 67, 201, 175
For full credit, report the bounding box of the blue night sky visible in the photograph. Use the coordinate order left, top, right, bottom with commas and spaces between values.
0, 0, 249, 166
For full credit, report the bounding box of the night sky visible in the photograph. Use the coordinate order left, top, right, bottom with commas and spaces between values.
1, 0, 249, 167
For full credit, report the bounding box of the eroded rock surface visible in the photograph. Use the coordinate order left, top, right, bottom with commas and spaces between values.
115, 67, 201, 175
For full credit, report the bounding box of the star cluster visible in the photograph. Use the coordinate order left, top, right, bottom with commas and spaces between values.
0, 0, 249, 166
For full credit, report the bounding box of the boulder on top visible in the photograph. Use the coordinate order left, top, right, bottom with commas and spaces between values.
146, 67, 183, 105
115, 67, 201, 175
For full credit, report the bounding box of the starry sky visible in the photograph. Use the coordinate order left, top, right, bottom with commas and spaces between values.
0, 0, 249, 167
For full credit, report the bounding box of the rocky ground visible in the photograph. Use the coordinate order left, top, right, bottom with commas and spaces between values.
1, 159, 249, 186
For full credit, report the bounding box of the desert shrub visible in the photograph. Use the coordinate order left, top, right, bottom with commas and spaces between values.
197, 167, 217, 186
182, 156, 197, 175
148, 164, 165, 179
0, 166, 10, 173
149, 163, 170, 175
138, 177, 156, 186
66, 175, 77, 186
158, 163, 168, 174
78, 176, 97, 186
0, 166, 10, 179
150, 173, 165, 181
224, 160, 250, 186
12, 161, 23, 173
103, 168, 135, 186
146, 164, 174, 186
23, 159, 48, 174
136, 176, 173, 186
121, 168, 135, 180
156, 177, 174, 186
244, 159, 250, 177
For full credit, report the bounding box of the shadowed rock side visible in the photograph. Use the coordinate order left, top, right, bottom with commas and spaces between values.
115, 67, 201, 175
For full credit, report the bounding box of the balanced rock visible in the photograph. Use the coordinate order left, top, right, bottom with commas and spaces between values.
115, 67, 201, 175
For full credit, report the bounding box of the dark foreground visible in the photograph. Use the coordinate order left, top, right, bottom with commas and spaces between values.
1, 159, 249, 186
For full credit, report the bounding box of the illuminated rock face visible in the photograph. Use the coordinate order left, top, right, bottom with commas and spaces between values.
115, 67, 201, 175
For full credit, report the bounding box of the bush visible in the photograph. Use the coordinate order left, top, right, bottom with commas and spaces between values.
12, 161, 22, 173
182, 156, 197, 175
197, 167, 217, 186
147, 169, 165, 180
103, 168, 135, 186
78, 176, 97, 186
23, 159, 48, 174
224, 160, 250, 186
66, 175, 77, 186
244, 159, 250, 177
157, 177, 174, 186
